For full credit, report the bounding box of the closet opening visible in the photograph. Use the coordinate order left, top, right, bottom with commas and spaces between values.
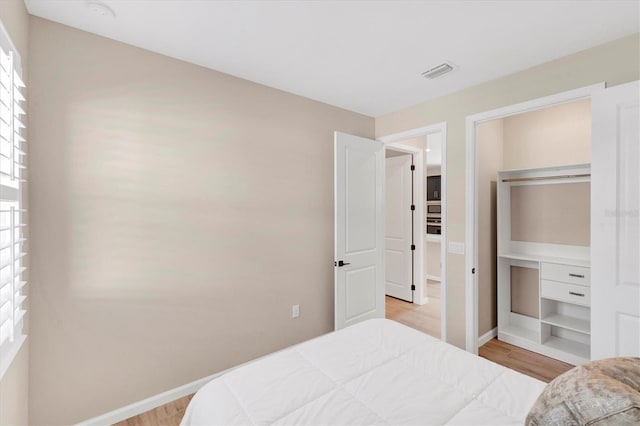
465, 83, 604, 370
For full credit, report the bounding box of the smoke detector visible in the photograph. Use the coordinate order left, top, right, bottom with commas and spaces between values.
87, 1, 116, 18
421, 62, 455, 80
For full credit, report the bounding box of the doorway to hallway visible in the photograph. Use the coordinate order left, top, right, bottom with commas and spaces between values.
385, 279, 441, 338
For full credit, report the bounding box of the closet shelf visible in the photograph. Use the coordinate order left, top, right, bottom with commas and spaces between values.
498, 252, 590, 268
499, 325, 538, 343
543, 336, 590, 360
541, 313, 590, 335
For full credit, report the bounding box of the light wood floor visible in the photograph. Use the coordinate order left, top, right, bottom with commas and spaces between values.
478, 337, 573, 383
114, 394, 193, 426
386, 280, 441, 338
119, 281, 572, 426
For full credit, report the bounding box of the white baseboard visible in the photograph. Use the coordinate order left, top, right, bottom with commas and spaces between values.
478, 327, 498, 347
78, 344, 298, 425
426, 274, 441, 282
78, 372, 222, 425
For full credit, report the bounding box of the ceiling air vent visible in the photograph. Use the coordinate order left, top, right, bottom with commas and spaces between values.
421, 62, 454, 80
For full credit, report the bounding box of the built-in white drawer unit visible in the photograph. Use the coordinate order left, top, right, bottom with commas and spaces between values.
541, 279, 591, 306
497, 164, 592, 365
541, 262, 590, 286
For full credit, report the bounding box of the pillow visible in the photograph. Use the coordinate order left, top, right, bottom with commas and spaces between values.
526, 357, 640, 425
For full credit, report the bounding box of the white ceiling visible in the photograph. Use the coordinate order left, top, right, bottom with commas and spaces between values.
24, 0, 639, 117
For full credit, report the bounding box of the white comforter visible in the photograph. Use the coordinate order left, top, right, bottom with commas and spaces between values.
182, 319, 545, 425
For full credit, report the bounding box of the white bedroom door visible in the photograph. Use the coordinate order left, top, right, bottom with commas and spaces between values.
591, 80, 640, 360
385, 154, 413, 302
334, 132, 385, 330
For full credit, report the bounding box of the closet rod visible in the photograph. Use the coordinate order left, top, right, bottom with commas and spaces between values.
502, 173, 590, 183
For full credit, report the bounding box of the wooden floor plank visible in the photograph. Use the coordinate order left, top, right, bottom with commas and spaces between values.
385, 281, 441, 338
114, 394, 193, 426
478, 338, 573, 383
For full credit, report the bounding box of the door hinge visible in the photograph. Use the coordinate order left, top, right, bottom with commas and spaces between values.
411, 284, 416, 291
410, 165, 415, 171
410, 204, 415, 211
472, 268, 476, 274
411, 244, 416, 251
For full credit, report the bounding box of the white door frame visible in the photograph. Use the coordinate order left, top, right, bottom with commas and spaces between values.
379, 122, 447, 342
464, 83, 605, 354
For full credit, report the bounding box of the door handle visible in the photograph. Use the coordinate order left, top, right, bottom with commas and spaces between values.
336, 260, 351, 267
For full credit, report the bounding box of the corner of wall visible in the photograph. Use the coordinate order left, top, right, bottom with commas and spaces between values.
0, 1, 29, 425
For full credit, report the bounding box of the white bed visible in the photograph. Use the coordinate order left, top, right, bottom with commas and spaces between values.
181, 319, 546, 425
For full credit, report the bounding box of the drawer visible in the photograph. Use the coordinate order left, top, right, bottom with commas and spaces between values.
541, 280, 591, 306
541, 263, 590, 286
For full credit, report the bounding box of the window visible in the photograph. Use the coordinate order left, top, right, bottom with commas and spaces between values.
0, 22, 26, 380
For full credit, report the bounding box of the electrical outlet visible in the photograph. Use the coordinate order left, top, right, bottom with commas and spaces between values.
292, 304, 300, 318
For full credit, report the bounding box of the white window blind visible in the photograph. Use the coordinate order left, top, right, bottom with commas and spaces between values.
0, 31, 27, 379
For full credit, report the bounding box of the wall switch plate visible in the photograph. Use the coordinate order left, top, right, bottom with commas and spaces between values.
448, 242, 465, 255
292, 304, 300, 318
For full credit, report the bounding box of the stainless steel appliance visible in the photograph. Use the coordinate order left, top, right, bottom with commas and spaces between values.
426, 201, 442, 235
427, 175, 441, 201
427, 203, 441, 214
426, 217, 441, 235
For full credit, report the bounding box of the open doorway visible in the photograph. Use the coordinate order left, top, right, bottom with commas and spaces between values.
380, 123, 447, 341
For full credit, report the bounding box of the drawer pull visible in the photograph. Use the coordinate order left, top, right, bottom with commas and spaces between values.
568, 273, 585, 278
569, 291, 585, 297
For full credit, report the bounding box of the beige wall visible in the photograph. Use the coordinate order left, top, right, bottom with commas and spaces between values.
426, 166, 441, 177
511, 266, 540, 319
425, 242, 441, 279
376, 33, 640, 348
385, 148, 406, 158
511, 182, 591, 246
0, 1, 29, 425
503, 100, 591, 170
27, 17, 373, 425
395, 136, 425, 151
0, 337, 29, 426
476, 119, 503, 336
